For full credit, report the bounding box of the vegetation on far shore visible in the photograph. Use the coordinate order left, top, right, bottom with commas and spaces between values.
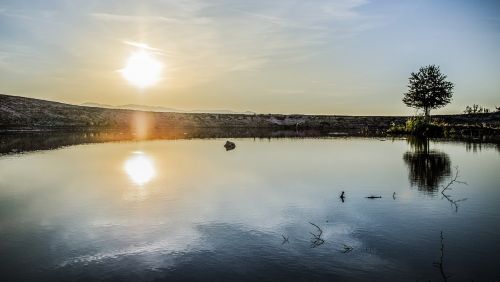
463, 104, 499, 115
387, 112, 500, 138
387, 116, 444, 137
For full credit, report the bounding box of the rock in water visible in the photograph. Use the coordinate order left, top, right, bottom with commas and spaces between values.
224, 141, 236, 151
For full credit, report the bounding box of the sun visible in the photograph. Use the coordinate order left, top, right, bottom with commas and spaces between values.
121, 49, 163, 88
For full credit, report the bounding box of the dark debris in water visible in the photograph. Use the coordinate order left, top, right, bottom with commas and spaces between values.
224, 140, 236, 151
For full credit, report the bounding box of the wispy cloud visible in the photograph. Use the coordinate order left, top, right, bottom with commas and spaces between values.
90, 12, 179, 23
123, 41, 162, 52
0, 52, 9, 68
0, 8, 35, 20
85, 0, 382, 86
266, 89, 306, 96
227, 8, 326, 31
322, 0, 370, 20
0, 7, 57, 21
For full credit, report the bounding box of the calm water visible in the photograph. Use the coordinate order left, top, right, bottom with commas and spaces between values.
0, 137, 499, 281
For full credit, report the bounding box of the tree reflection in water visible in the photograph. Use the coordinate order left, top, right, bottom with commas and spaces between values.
403, 137, 451, 194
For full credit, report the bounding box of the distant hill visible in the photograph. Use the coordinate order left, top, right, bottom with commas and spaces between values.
79, 102, 116, 109
0, 93, 312, 131
81, 102, 256, 115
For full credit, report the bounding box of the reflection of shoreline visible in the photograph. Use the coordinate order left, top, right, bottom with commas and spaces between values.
1, 129, 499, 156
0, 128, 373, 155
403, 137, 451, 194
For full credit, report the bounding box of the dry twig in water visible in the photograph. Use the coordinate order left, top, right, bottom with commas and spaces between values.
433, 231, 451, 281
309, 222, 325, 248
281, 234, 289, 244
441, 167, 468, 212
341, 244, 353, 253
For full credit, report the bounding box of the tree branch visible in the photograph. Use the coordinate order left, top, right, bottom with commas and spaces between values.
441, 166, 468, 212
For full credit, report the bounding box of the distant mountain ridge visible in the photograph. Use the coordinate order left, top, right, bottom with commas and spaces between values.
80, 102, 256, 115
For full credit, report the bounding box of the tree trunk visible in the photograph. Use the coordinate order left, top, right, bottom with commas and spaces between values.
424, 107, 431, 122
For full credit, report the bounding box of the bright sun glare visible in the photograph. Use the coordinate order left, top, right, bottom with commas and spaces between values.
121, 49, 163, 88
124, 152, 155, 185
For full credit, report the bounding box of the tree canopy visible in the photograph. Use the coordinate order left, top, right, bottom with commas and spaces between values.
403, 65, 454, 117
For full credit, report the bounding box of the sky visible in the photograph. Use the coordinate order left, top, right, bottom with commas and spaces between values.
0, 0, 499, 115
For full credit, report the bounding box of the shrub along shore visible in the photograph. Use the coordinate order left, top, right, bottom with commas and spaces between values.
387, 115, 500, 138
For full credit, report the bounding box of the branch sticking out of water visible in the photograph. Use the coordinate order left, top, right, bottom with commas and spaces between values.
309, 222, 325, 248
433, 231, 451, 281
341, 244, 353, 253
441, 167, 468, 212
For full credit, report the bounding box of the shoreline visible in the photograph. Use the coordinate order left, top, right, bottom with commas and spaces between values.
2, 93, 500, 135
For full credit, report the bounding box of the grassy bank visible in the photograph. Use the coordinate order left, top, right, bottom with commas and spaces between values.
387, 115, 500, 138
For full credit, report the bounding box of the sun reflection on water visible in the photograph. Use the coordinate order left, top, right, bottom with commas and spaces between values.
124, 151, 155, 186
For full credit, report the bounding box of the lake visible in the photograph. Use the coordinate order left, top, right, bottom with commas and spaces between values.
0, 135, 499, 281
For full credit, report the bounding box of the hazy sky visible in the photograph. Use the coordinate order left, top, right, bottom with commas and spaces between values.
0, 0, 499, 115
